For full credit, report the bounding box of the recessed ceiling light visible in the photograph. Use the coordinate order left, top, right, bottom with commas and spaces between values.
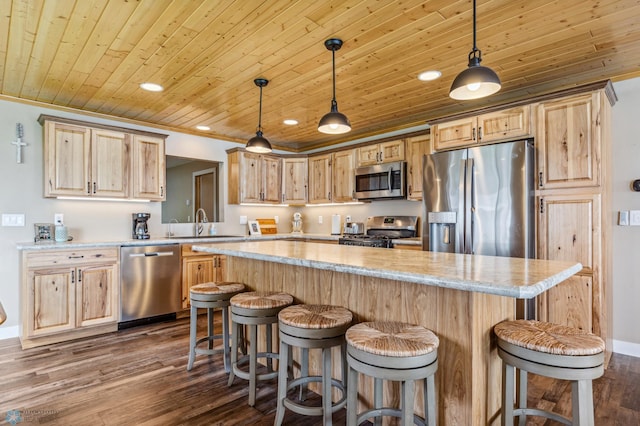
418, 70, 442, 81
196, 125, 210, 131
139, 82, 164, 92
283, 119, 299, 126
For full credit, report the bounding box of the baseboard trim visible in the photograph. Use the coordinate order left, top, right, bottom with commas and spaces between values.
612, 339, 640, 358
0, 326, 19, 340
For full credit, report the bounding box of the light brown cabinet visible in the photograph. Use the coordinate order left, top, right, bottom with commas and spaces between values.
535, 85, 614, 354
227, 150, 282, 204
181, 244, 226, 309
308, 153, 333, 204
332, 149, 356, 202
40, 115, 166, 201
405, 135, 430, 201
537, 93, 601, 189
20, 247, 119, 349
282, 157, 308, 205
356, 139, 405, 166
433, 106, 531, 150
131, 134, 166, 201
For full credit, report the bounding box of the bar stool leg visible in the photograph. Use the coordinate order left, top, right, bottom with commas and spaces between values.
207, 307, 214, 350
228, 320, 239, 386
299, 347, 309, 401
347, 363, 359, 426
502, 361, 515, 426
401, 379, 414, 426
425, 373, 437, 426
187, 304, 197, 371
222, 306, 230, 373
266, 323, 273, 372
518, 369, 528, 426
374, 378, 383, 426
249, 324, 258, 406
275, 339, 288, 426
572, 379, 595, 426
322, 346, 332, 425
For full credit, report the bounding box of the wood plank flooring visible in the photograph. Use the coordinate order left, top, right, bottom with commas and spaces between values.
0, 316, 638, 425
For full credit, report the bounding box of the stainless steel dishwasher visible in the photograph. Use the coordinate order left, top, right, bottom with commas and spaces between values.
120, 244, 181, 326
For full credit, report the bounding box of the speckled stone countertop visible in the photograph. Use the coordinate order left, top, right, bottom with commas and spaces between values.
192, 240, 581, 299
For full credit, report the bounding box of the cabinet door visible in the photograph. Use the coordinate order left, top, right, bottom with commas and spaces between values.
132, 135, 166, 200
538, 93, 601, 189
332, 150, 355, 202
91, 129, 129, 198
239, 152, 262, 203
77, 263, 118, 327
214, 255, 226, 282
405, 135, 430, 201
308, 153, 332, 203
379, 140, 405, 163
44, 121, 91, 197
539, 275, 593, 332
261, 155, 282, 203
181, 257, 215, 309
282, 157, 308, 205
27, 268, 75, 337
433, 117, 476, 150
477, 105, 531, 143
356, 145, 381, 166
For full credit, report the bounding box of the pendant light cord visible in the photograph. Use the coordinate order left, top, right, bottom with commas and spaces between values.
469, 0, 481, 63
257, 86, 263, 133
331, 48, 337, 106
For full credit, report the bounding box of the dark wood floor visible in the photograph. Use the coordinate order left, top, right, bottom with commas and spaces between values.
1, 316, 638, 425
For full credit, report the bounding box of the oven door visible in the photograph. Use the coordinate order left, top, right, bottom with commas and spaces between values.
354, 161, 406, 200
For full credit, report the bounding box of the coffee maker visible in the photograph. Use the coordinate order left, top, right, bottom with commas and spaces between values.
132, 213, 151, 239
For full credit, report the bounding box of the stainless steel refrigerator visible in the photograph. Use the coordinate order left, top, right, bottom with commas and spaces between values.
422, 139, 535, 268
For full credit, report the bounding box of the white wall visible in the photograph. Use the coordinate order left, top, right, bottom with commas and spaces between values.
611, 79, 640, 356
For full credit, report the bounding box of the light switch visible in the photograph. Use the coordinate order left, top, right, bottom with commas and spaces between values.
2, 213, 25, 227
630, 210, 640, 226
239, 215, 248, 225
619, 211, 630, 226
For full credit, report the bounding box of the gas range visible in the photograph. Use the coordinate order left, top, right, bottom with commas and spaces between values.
337, 216, 418, 248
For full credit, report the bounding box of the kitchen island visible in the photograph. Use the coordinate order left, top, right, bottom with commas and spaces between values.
193, 240, 581, 425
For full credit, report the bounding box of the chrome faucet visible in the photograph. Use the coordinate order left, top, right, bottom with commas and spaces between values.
195, 208, 208, 236
168, 218, 178, 237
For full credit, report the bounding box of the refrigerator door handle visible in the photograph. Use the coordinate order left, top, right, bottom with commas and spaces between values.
464, 158, 474, 254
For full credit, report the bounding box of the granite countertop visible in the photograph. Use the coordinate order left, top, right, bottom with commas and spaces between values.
191, 240, 581, 299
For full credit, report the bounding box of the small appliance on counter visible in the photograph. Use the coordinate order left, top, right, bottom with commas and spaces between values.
291, 212, 303, 233
331, 214, 341, 235
132, 213, 151, 239
342, 221, 364, 235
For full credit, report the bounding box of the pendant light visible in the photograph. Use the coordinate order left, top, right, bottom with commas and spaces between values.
318, 38, 351, 134
246, 78, 272, 153
449, 0, 501, 100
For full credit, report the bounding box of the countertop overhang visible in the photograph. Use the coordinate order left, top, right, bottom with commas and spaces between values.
192, 240, 582, 299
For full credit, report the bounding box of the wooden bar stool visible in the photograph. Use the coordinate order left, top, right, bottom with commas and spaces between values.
494, 320, 605, 426
345, 321, 439, 426
228, 291, 293, 407
275, 304, 353, 426
187, 282, 245, 372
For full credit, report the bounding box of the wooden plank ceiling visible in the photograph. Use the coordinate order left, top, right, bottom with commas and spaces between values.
1, 0, 639, 152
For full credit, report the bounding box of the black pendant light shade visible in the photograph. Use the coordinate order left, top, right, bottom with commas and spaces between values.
318, 38, 351, 134
449, 0, 501, 100
246, 78, 272, 153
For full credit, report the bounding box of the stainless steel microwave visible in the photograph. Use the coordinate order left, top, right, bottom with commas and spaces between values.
354, 161, 406, 200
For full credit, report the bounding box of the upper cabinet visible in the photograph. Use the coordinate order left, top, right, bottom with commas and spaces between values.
40, 115, 166, 201
537, 93, 602, 189
356, 140, 405, 166
227, 150, 282, 204
282, 157, 308, 205
433, 106, 532, 151
332, 149, 356, 202
307, 153, 332, 204
405, 135, 431, 201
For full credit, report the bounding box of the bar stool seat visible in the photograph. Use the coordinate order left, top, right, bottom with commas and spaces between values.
494, 320, 605, 426
346, 321, 439, 426
187, 281, 245, 372
228, 291, 293, 407
275, 304, 353, 426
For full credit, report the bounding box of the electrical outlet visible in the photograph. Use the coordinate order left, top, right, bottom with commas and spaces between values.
318, 215, 323, 224
619, 211, 630, 226
630, 210, 640, 226
54, 213, 64, 225
274, 215, 279, 224
346, 215, 352, 222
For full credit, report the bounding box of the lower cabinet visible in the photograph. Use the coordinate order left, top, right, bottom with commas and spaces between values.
21, 247, 119, 348
181, 244, 226, 309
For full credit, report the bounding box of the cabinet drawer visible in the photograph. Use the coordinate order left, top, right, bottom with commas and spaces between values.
26, 248, 118, 267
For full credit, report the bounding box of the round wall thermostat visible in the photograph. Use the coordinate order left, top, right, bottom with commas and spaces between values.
633, 179, 640, 192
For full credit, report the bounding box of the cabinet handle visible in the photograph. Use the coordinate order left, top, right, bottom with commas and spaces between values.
68, 255, 84, 259
379, 151, 383, 162
540, 198, 545, 214
87, 182, 91, 194
77, 269, 82, 282
160, 186, 164, 197
328, 191, 331, 201
408, 185, 412, 195
478, 126, 482, 141
472, 127, 476, 141
93, 182, 96, 194
538, 172, 544, 188
71, 269, 75, 283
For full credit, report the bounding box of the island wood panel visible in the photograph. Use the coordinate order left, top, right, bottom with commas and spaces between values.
224, 256, 514, 425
